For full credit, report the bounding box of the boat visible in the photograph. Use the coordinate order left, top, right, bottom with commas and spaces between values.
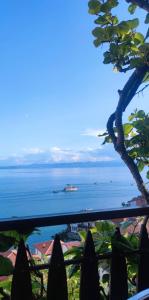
63, 185, 78, 192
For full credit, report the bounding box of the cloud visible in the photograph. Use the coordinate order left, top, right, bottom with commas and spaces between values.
81, 128, 106, 137
0, 145, 117, 166
22, 147, 45, 154
50, 147, 77, 162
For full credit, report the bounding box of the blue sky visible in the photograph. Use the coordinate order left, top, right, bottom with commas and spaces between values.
0, 1, 148, 165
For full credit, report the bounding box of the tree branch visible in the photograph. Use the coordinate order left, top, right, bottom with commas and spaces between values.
135, 83, 149, 95
107, 66, 149, 203
125, 0, 149, 13
107, 113, 117, 144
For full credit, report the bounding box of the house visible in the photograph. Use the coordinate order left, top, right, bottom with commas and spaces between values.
70, 223, 79, 233
69, 221, 96, 233
34, 239, 81, 259
0, 249, 17, 267
34, 240, 67, 259
0, 250, 17, 282
122, 195, 147, 208
127, 195, 146, 207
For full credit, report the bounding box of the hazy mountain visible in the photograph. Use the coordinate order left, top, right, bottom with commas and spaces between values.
0, 160, 123, 169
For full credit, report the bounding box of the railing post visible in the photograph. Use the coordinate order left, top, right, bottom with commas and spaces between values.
11, 239, 33, 300
138, 223, 149, 292
80, 230, 101, 300
47, 234, 68, 300
110, 228, 128, 300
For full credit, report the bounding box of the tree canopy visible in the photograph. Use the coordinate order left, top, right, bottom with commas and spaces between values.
88, 0, 149, 202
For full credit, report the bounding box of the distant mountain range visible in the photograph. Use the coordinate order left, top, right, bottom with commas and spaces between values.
0, 160, 124, 169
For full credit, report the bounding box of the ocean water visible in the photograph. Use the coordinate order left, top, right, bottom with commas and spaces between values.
0, 166, 139, 246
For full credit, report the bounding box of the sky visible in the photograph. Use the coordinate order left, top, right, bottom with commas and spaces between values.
0, 0, 148, 165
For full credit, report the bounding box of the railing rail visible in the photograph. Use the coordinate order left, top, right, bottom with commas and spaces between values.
10, 226, 149, 300
1, 206, 149, 299
0, 205, 149, 230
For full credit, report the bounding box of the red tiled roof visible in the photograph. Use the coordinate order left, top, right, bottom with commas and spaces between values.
0, 250, 17, 266
34, 240, 66, 256
65, 241, 80, 249
121, 219, 149, 235
0, 248, 32, 266
34, 240, 54, 255
34, 240, 80, 255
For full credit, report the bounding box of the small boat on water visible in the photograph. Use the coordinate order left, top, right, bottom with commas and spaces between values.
63, 185, 78, 192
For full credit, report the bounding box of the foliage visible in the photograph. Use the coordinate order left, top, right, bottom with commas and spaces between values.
99, 109, 149, 178
88, 0, 149, 74
64, 220, 140, 298
0, 227, 36, 299
67, 271, 80, 300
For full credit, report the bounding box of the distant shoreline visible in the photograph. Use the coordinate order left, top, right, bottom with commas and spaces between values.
0, 161, 123, 170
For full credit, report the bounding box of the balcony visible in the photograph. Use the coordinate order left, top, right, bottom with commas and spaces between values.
1, 206, 149, 300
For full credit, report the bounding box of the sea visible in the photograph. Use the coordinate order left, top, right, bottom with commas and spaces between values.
0, 166, 139, 247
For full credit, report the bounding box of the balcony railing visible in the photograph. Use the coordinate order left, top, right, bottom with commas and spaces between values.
1, 206, 149, 300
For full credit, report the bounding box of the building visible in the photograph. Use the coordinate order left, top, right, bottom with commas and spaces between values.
34, 239, 80, 260
127, 196, 146, 207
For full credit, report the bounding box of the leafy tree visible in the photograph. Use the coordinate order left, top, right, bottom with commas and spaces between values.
88, 0, 149, 202
99, 109, 149, 179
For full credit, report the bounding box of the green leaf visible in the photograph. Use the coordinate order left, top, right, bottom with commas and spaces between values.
128, 4, 137, 15
92, 27, 103, 38
123, 123, 133, 135
137, 161, 145, 172
102, 135, 112, 144
127, 18, 139, 30
100, 3, 110, 13
143, 72, 149, 83
88, 0, 101, 14
130, 45, 139, 53
134, 32, 144, 44
145, 13, 149, 24
95, 220, 115, 234
128, 113, 136, 121
112, 16, 119, 25
108, 0, 118, 8
100, 0, 118, 13
129, 58, 144, 68
128, 111, 137, 121
92, 27, 109, 41
112, 234, 134, 252
136, 110, 145, 118
78, 230, 87, 242
93, 38, 102, 47
95, 15, 109, 26
64, 246, 83, 257
117, 21, 130, 34
103, 51, 112, 64
0, 256, 13, 276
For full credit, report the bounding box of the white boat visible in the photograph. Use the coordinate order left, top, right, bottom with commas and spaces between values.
63, 185, 78, 192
